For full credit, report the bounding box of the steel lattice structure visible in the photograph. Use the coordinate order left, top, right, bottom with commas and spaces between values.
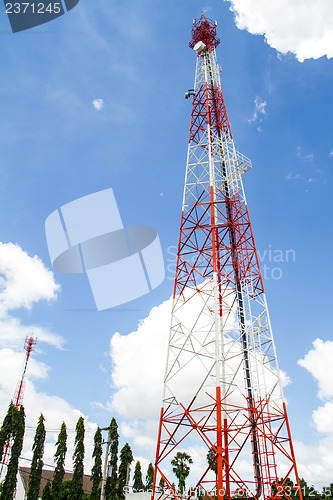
151, 15, 301, 500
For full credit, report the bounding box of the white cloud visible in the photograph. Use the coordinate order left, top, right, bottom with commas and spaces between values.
329, 150, 333, 157
298, 338, 333, 400
296, 146, 314, 162
295, 339, 333, 486
0, 242, 60, 316
0, 316, 63, 350
226, 0, 333, 61
92, 98, 104, 111
285, 172, 314, 184
109, 297, 171, 420
0, 242, 63, 351
248, 96, 267, 125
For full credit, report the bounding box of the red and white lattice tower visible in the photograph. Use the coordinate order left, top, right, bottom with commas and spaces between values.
151, 15, 301, 500
1, 335, 37, 468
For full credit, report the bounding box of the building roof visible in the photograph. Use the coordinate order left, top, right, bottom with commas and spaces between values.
19, 467, 94, 496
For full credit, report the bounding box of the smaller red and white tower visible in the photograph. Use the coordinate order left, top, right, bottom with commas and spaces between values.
0, 335, 37, 470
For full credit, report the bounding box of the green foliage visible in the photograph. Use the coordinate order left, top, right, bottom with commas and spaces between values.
322, 483, 333, 499
90, 427, 102, 499
207, 446, 217, 476
145, 463, 154, 491
27, 413, 46, 500
52, 422, 67, 498
0, 402, 15, 464
272, 477, 322, 500
0, 405, 25, 499
70, 416, 85, 500
61, 479, 72, 498
171, 451, 193, 495
41, 481, 52, 500
159, 476, 165, 493
133, 461, 144, 492
105, 418, 119, 500
178, 474, 186, 494
118, 443, 133, 500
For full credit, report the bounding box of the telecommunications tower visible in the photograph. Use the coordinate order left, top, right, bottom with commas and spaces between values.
0, 335, 37, 470
151, 15, 301, 500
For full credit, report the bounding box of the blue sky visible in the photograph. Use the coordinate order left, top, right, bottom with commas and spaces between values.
0, 0, 333, 489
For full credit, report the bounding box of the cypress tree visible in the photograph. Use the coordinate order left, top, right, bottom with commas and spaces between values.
133, 461, 144, 492
0, 405, 25, 499
145, 463, 154, 492
90, 427, 102, 499
0, 402, 14, 464
118, 443, 133, 500
105, 417, 118, 500
41, 481, 52, 500
159, 476, 165, 492
52, 422, 67, 498
27, 413, 46, 500
70, 416, 85, 500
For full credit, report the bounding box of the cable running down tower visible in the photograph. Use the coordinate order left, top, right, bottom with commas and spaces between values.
151, 14, 301, 500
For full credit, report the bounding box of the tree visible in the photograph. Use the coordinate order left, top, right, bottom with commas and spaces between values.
90, 427, 102, 499
171, 451, 193, 495
159, 476, 165, 493
118, 443, 133, 500
0, 405, 25, 499
105, 417, 119, 500
0, 402, 15, 464
145, 463, 154, 492
27, 414, 46, 500
70, 416, 85, 500
41, 482, 52, 500
52, 422, 67, 498
133, 461, 144, 492
207, 446, 217, 478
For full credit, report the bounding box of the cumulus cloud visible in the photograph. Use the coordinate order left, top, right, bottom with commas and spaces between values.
0, 242, 62, 351
0, 242, 60, 316
298, 338, 333, 400
296, 339, 333, 485
0, 316, 63, 350
226, 0, 333, 61
92, 98, 104, 111
109, 297, 171, 420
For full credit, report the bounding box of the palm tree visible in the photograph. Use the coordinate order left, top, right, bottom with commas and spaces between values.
207, 446, 218, 478
171, 451, 193, 495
